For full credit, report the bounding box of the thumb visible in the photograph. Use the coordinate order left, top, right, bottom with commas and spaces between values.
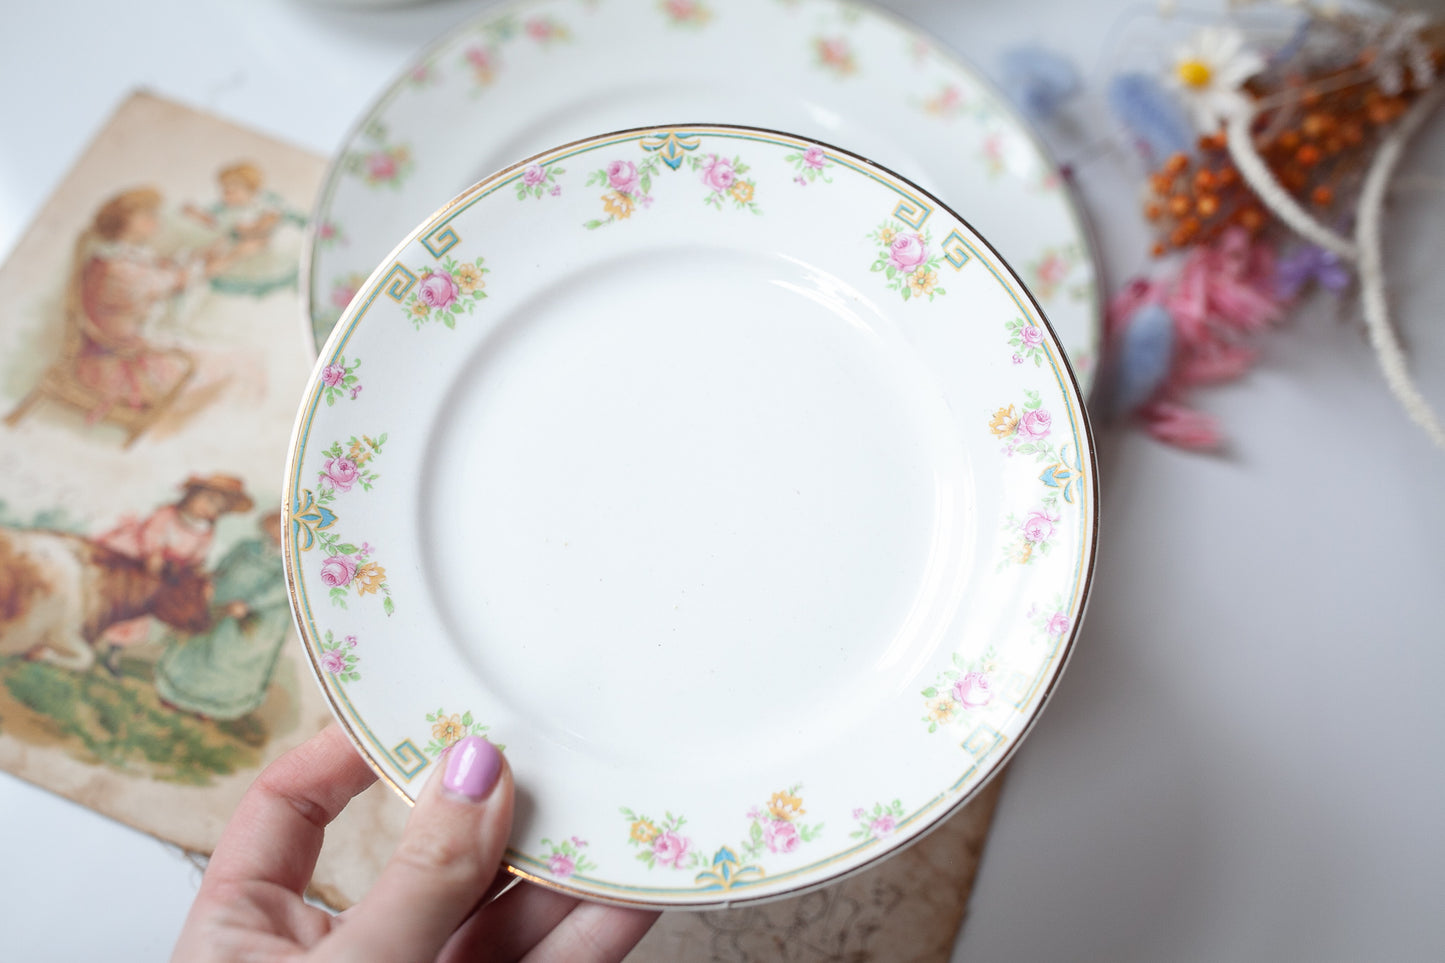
322, 736, 513, 962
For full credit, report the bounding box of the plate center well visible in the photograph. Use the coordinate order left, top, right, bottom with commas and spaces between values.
421, 247, 972, 777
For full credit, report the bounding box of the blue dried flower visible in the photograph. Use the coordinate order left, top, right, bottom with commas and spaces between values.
1107, 72, 1194, 162
1111, 303, 1176, 414
998, 45, 1081, 123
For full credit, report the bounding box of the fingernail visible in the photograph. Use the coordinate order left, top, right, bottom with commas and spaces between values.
442, 736, 502, 801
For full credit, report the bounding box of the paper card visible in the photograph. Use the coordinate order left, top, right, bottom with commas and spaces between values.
0, 91, 405, 907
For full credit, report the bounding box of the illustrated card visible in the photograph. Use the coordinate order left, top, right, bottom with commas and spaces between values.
0, 91, 405, 907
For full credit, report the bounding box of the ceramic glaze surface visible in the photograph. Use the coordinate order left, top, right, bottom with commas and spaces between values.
306, 0, 1101, 390
285, 126, 1097, 907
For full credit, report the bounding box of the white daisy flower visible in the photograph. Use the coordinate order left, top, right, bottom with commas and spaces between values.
1166, 26, 1265, 132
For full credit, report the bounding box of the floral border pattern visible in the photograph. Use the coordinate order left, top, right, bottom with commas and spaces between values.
868, 220, 947, 302
403, 256, 489, 329
292, 433, 394, 613
342, 121, 412, 191
613, 786, 824, 891
424, 708, 492, 756
921, 648, 998, 732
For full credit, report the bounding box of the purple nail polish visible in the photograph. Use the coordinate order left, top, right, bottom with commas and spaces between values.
443, 735, 502, 801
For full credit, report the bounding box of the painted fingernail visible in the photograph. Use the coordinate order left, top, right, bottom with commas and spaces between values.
442, 735, 502, 801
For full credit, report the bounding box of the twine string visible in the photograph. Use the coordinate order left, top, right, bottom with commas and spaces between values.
1226, 82, 1445, 448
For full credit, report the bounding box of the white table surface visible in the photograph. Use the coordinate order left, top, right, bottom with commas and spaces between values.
3, 1, 1443, 960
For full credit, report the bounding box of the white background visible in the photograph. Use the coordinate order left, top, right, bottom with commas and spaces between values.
2, 1, 1442, 960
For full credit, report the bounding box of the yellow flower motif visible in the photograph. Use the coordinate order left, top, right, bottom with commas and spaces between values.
454, 262, 484, 295
410, 299, 430, 318
908, 268, 938, 297
630, 819, 659, 844
431, 713, 465, 746
768, 790, 805, 822
927, 698, 956, 724
353, 562, 386, 596
1177, 60, 1211, 87
730, 179, 756, 204
392, 145, 412, 164
878, 226, 897, 245
1018, 541, 1034, 564
989, 404, 1020, 438
602, 190, 635, 220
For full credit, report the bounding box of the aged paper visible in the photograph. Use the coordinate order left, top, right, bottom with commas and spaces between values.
0, 91, 406, 906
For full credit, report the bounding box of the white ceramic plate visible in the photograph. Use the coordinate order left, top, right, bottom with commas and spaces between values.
285, 125, 1097, 907
306, 0, 1101, 392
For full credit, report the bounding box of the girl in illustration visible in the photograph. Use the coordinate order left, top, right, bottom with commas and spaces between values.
154, 509, 290, 720
183, 162, 305, 297
92, 474, 254, 676
69, 187, 202, 420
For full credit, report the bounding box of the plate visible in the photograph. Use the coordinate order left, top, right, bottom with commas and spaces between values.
305, 0, 1102, 392
284, 125, 1097, 907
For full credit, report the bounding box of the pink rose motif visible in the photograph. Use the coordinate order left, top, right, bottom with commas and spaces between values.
366, 151, 397, 182
548, 853, 575, 877
1019, 408, 1052, 439
888, 233, 927, 272
320, 457, 360, 492
331, 283, 358, 310
1022, 510, 1057, 543
522, 163, 547, 186
1046, 612, 1071, 636
350, 385, 363, 400
606, 160, 639, 195
1020, 324, 1045, 347
344, 634, 359, 648
803, 146, 826, 169
318, 222, 337, 241
321, 364, 346, 387
418, 271, 459, 310
763, 819, 800, 854
1038, 254, 1069, 285
526, 17, 554, 40
466, 46, 493, 70
852, 808, 866, 820
700, 155, 735, 192
549, 185, 562, 197
320, 649, 347, 675
651, 830, 691, 869
952, 671, 993, 709
869, 814, 897, 837
320, 555, 357, 588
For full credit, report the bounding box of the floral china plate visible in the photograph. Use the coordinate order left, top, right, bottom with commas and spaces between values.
306, 0, 1101, 392
284, 125, 1098, 908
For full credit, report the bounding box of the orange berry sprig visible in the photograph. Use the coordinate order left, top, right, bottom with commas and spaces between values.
1144, 139, 1265, 256
1144, 42, 1443, 258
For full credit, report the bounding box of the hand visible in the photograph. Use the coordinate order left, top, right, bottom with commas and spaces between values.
172, 726, 658, 962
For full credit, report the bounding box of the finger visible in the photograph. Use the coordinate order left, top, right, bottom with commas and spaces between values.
520, 902, 660, 963
322, 736, 512, 962
203, 725, 377, 894
439, 880, 580, 963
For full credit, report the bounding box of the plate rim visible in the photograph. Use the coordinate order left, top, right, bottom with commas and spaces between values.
299, 0, 1106, 390
284, 121, 1100, 909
